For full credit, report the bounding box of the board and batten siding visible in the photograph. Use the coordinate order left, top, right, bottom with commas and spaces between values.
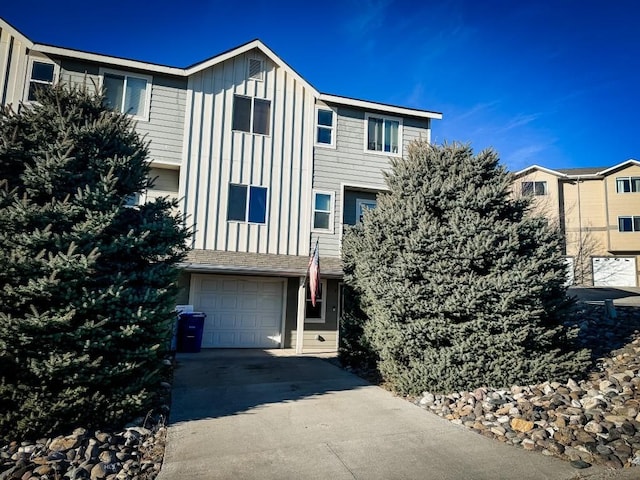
313, 106, 431, 258
58, 60, 187, 168
0, 25, 31, 107
180, 49, 315, 256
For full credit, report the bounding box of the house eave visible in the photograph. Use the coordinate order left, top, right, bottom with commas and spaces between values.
319, 93, 443, 120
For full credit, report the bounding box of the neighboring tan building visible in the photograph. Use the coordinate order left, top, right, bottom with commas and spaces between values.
0, 18, 442, 352
514, 160, 640, 287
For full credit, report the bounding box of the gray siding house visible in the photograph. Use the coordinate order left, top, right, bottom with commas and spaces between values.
0, 17, 442, 353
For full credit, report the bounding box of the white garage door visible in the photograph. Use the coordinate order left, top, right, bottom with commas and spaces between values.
592, 257, 637, 287
190, 274, 284, 348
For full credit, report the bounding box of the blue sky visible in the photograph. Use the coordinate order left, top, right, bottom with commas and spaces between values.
3, 0, 639, 170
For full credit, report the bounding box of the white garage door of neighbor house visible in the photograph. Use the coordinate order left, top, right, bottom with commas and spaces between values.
592, 257, 638, 287
190, 275, 284, 348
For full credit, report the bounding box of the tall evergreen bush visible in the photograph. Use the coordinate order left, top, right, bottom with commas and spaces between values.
342, 141, 589, 395
0, 85, 190, 441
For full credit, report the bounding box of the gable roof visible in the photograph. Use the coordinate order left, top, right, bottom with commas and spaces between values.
515, 159, 640, 179
2, 17, 440, 119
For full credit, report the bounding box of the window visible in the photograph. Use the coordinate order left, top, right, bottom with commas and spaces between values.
305, 279, 327, 323
312, 191, 334, 231
365, 114, 401, 155
27, 61, 56, 101
232, 95, 271, 135
356, 198, 377, 223
101, 69, 151, 120
227, 184, 268, 224
618, 216, 640, 232
316, 108, 335, 146
521, 181, 547, 196
616, 177, 640, 193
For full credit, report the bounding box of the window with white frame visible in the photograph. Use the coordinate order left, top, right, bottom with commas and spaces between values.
312, 191, 334, 231
26, 60, 56, 101
521, 181, 547, 196
365, 113, 401, 155
101, 70, 151, 120
315, 107, 335, 146
232, 95, 271, 135
305, 279, 326, 323
227, 184, 268, 224
616, 177, 640, 193
356, 198, 377, 224
618, 216, 640, 232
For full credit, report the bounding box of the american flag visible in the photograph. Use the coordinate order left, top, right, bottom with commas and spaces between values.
308, 240, 320, 307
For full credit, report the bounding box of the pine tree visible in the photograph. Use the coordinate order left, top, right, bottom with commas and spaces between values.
342, 141, 589, 395
0, 84, 190, 441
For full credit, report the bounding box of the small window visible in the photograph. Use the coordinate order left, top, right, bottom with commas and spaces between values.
522, 181, 547, 196
305, 279, 326, 323
365, 114, 401, 155
618, 216, 640, 232
232, 95, 271, 135
27, 61, 56, 101
101, 70, 151, 120
616, 177, 640, 193
356, 198, 377, 224
227, 184, 268, 224
316, 108, 335, 147
312, 191, 334, 231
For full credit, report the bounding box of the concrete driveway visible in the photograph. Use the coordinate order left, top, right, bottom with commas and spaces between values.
158, 350, 628, 480
569, 286, 640, 306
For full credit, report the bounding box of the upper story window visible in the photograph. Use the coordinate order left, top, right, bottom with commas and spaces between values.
232, 95, 271, 135
618, 216, 640, 232
312, 190, 334, 232
365, 113, 401, 155
227, 184, 268, 224
616, 177, 640, 193
101, 69, 152, 120
315, 107, 335, 147
521, 181, 547, 196
26, 60, 57, 101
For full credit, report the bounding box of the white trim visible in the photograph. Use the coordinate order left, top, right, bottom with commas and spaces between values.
513, 165, 567, 178
98, 67, 152, 121
364, 113, 403, 157
22, 57, 60, 103
615, 176, 640, 194
305, 279, 327, 324
280, 278, 288, 349
314, 105, 336, 148
617, 215, 640, 233
311, 189, 335, 234
521, 180, 548, 196
296, 277, 306, 353
598, 159, 640, 176
320, 93, 442, 120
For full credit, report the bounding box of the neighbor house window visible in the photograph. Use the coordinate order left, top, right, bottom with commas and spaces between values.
618, 216, 640, 232
101, 69, 151, 120
232, 95, 271, 135
521, 181, 547, 196
616, 177, 640, 193
227, 184, 268, 224
27, 61, 56, 101
316, 107, 335, 146
365, 114, 401, 155
305, 279, 327, 323
312, 191, 334, 231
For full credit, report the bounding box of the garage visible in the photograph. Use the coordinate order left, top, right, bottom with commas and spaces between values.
592, 257, 637, 287
190, 274, 285, 348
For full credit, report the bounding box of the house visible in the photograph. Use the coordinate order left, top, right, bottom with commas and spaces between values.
514, 160, 640, 287
0, 18, 442, 352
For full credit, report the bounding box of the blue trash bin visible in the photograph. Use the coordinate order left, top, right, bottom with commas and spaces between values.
177, 312, 206, 353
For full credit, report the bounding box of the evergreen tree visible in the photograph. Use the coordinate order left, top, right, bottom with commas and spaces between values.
0, 84, 190, 441
342, 141, 589, 395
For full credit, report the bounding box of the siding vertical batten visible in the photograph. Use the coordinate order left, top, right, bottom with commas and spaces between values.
1, 36, 14, 105
192, 74, 206, 248
266, 66, 278, 255
202, 66, 217, 250
275, 70, 287, 255
181, 85, 196, 247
